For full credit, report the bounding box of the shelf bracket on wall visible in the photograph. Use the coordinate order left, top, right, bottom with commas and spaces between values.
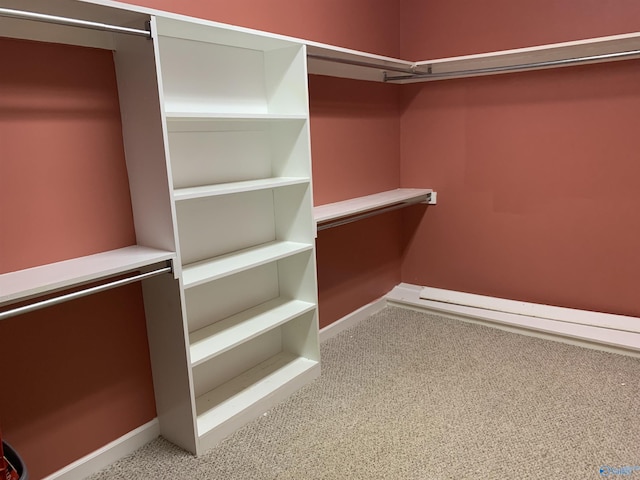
0, 7, 152, 38
0, 262, 173, 321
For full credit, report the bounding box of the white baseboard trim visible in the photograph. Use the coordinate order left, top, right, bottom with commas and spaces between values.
387, 283, 640, 356
319, 296, 387, 343
42, 419, 160, 480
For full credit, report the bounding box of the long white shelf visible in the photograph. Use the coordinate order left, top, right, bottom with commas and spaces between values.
391, 32, 640, 83
165, 112, 307, 121
314, 188, 432, 224
174, 177, 309, 201
189, 298, 316, 366
195, 352, 319, 436
182, 241, 313, 289
0, 246, 175, 306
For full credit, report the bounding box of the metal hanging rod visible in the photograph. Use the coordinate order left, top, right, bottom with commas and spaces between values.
385, 48, 640, 82
308, 53, 417, 74
0, 7, 151, 38
316, 193, 430, 231
0, 264, 172, 321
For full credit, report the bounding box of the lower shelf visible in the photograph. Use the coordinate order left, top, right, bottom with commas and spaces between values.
195, 352, 319, 449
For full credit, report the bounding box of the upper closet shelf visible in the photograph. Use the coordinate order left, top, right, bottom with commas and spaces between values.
0, 246, 175, 307
174, 178, 309, 201
314, 188, 432, 231
388, 32, 640, 83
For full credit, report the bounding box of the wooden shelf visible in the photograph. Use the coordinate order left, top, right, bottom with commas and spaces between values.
182, 241, 313, 289
396, 32, 640, 83
189, 298, 316, 366
0, 246, 175, 307
314, 188, 432, 225
174, 177, 309, 201
195, 352, 319, 437
165, 112, 307, 121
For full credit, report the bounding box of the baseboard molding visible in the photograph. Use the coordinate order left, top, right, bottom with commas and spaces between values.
319, 296, 387, 343
42, 419, 160, 480
387, 283, 640, 356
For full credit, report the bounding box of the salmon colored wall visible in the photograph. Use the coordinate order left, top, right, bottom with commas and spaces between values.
309, 75, 402, 326
399, 1, 640, 317
400, 0, 640, 59
0, 38, 136, 274
0, 38, 155, 478
121, 0, 401, 57
0, 286, 156, 480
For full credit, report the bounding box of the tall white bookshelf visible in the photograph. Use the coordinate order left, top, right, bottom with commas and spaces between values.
152, 16, 320, 454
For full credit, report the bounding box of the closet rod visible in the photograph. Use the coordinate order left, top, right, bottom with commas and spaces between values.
307, 53, 416, 74
317, 194, 430, 231
0, 264, 172, 321
385, 48, 640, 81
0, 7, 152, 38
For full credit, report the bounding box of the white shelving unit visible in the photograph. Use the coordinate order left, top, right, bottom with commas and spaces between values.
7, 0, 640, 468
152, 15, 320, 454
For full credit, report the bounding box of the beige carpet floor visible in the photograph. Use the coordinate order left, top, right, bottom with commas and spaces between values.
89, 306, 640, 479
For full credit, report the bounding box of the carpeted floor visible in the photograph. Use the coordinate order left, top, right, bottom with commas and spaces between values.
89, 306, 640, 479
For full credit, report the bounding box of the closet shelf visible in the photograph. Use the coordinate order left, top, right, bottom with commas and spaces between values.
0, 246, 175, 307
314, 188, 432, 229
182, 241, 313, 289
195, 351, 319, 438
165, 112, 307, 121
174, 177, 309, 201
189, 298, 316, 366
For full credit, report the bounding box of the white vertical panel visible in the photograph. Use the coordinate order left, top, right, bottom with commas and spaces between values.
282, 311, 320, 361
113, 32, 177, 252
277, 250, 318, 304
273, 184, 314, 244
264, 45, 308, 115
269, 120, 311, 178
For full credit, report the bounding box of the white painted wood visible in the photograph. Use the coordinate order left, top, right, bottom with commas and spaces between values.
264, 45, 308, 114
270, 119, 313, 178
168, 129, 271, 188
158, 35, 269, 114
185, 263, 279, 333
314, 188, 433, 224
192, 328, 283, 398
388, 284, 640, 353
174, 178, 309, 201
410, 32, 640, 82
140, 272, 198, 453
319, 296, 387, 343
274, 183, 315, 244
195, 352, 319, 437
196, 356, 319, 454
0, 0, 148, 49
113, 32, 178, 254
0, 246, 174, 306
190, 298, 317, 366
42, 419, 160, 480
165, 113, 307, 121
276, 250, 318, 304
182, 241, 313, 289
154, 14, 297, 52
420, 286, 640, 334
176, 190, 276, 265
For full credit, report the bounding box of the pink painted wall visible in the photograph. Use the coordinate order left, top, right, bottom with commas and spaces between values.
309, 75, 402, 327
399, 1, 640, 317
400, 0, 640, 60
0, 38, 155, 479
123, 0, 401, 57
